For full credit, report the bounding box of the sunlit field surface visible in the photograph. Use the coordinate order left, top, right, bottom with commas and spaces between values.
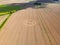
0, 1, 60, 45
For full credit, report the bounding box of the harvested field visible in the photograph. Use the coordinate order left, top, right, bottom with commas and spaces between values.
0, 4, 60, 45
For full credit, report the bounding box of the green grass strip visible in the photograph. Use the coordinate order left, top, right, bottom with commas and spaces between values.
0, 14, 11, 30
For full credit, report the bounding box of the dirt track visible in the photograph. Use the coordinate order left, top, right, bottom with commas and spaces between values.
0, 4, 60, 45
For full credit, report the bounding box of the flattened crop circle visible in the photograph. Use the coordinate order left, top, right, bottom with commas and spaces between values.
24, 20, 37, 26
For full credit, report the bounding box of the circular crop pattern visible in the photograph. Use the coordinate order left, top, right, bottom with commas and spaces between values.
23, 19, 37, 26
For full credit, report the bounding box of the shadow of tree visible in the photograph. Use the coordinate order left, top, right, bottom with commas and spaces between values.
0, 1, 51, 14
7, 1, 48, 11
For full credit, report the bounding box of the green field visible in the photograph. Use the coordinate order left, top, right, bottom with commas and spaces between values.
0, 4, 22, 29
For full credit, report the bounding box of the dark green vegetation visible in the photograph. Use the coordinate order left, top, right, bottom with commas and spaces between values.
0, 4, 22, 15
0, 4, 21, 29
34, 2, 42, 5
